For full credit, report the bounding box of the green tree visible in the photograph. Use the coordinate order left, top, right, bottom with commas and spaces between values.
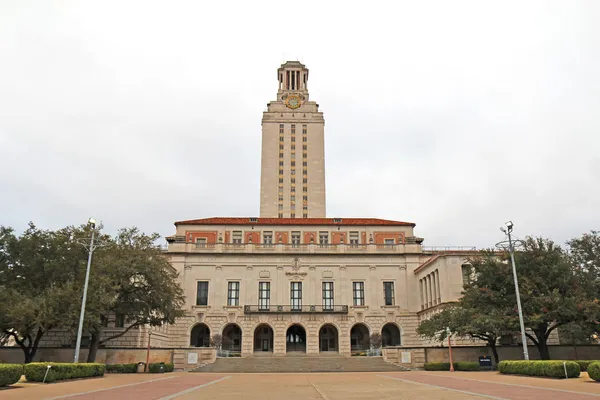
76, 227, 186, 362
0, 224, 88, 363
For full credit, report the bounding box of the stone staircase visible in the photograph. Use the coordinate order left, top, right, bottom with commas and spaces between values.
191, 355, 410, 373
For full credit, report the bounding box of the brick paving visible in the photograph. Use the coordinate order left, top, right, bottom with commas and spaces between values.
2, 371, 600, 399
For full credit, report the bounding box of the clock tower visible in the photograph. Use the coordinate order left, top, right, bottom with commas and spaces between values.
260, 61, 326, 218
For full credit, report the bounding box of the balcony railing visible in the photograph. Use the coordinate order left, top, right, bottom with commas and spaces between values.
166, 242, 425, 254
244, 305, 348, 314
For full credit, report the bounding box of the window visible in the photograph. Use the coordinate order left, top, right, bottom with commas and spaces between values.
263, 231, 273, 244
278, 204, 283, 210
291, 204, 295, 210
196, 281, 209, 305
291, 136, 296, 142
303, 178, 308, 183
291, 195, 295, 201
115, 313, 125, 328
279, 169, 283, 174
291, 231, 301, 246
279, 136, 284, 142
461, 264, 472, 286
279, 161, 284, 166
259, 282, 270, 310
279, 124, 284, 134
291, 178, 295, 183
279, 178, 283, 183
291, 124, 295, 133
195, 237, 207, 247
302, 125, 307, 134
291, 282, 302, 310
302, 161, 308, 166
279, 144, 284, 150
322, 282, 334, 310
302, 137, 307, 142
227, 281, 240, 306
349, 232, 359, 246
319, 231, 329, 245
291, 144, 296, 150
303, 196, 308, 201
291, 213, 295, 218
291, 161, 295, 166
278, 213, 283, 218
279, 152, 284, 158
232, 231, 242, 244
353, 282, 365, 306
291, 187, 296, 192
303, 213, 308, 218
303, 145, 307, 150
291, 152, 295, 159
303, 187, 307, 192
383, 282, 395, 306
278, 196, 284, 201
384, 238, 395, 246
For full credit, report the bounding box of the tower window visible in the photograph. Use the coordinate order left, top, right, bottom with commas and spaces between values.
291, 125, 295, 134
302, 137, 307, 142
302, 125, 307, 134
303, 145, 307, 150
279, 144, 284, 150
303, 187, 307, 192
279, 152, 283, 158
279, 161, 284, 166
291, 136, 295, 142
291, 144, 295, 150
279, 124, 284, 134
279, 178, 283, 183
280, 136, 284, 142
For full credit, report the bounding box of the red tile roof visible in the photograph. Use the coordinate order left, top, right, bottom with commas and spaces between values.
175, 217, 415, 227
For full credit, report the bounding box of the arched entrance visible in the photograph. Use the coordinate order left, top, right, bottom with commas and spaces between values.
319, 324, 338, 352
382, 323, 401, 347
190, 323, 210, 347
350, 323, 370, 351
254, 324, 274, 352
222, 324, 242, 352
286, 325, 306, 353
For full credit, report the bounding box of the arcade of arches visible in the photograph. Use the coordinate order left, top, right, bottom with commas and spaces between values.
190, 322, 402, 354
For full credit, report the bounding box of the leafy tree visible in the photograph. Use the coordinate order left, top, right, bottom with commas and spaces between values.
210, 334, 223, 349
369, 332, 382, 348
0, 224, 88, 363
72, 228, 186, 362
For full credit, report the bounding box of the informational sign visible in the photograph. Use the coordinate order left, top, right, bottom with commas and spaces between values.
479, 356, 492, 369
187, 352, 198, 364
401, 352, 411, 363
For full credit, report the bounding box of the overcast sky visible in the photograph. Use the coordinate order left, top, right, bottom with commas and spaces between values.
1, 1, 599, 248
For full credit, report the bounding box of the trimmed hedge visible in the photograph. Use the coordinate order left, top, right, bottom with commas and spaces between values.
576, 360, 600, 372
24, 363, 105, 383
587, 362, 600, 381
0, 364, 23, 387
424, 362, 480, 371
106, 363, 139, 373
148, 362, 174, 373
498, 360, 580, 379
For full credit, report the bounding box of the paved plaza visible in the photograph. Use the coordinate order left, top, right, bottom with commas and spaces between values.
2, 371, 600, 400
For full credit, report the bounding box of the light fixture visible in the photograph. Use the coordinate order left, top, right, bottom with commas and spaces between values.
88, 218, 96, 227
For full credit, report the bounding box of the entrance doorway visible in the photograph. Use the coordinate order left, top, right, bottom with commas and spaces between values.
190, 323, 211, 347
350, 323, 370, 351
382, 323, 401, 347
253, 324, 274, 353
319, 324, 338, 352
222, 324, 242, 352
286, 324, 306, 353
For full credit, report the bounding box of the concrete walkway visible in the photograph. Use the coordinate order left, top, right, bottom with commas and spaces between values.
1, 371, 600, 399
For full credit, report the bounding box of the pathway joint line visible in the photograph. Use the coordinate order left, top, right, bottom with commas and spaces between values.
426, 373, 600, 397
47, 376, 177, 399
378, 374, 509, 400
158, 375, 231, 400
308, 378, 330, 400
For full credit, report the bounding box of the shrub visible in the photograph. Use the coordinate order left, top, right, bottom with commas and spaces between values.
455, 362, 481, 371
105, 363, 139, 373
24, 363, 105, 383
576, 360, 600, 372
148, 362, 174, 373
587, 362, 600, 381
424, 362, 480, 371
0, 364, 23, 387
498, 360, 580, 379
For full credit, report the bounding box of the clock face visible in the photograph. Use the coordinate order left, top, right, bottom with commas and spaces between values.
285, 95, 301, 109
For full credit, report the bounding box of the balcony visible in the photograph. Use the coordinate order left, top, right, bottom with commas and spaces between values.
166, 242, 423, 254
244, 305, 348, 314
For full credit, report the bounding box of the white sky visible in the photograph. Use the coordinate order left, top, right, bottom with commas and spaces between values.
1, 0, 599, 248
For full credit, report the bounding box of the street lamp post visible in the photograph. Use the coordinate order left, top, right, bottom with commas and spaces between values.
446, 327, 454, 372
500, 221, 529, 361
73, 218, 97, 363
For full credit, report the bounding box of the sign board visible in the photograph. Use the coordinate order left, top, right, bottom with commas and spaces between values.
401, 351, 411, 364
478, 356, 492, 369
187, 352, 198, 364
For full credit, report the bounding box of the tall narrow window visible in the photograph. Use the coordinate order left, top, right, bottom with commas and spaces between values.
232, 231, 242, 244
263, 231, 273, 245
227, 281, 240, 306
196, 281, 209, 306
259, 282, 270, 310
322, 282, 334, 311
279, 124, 284, 134
349, 232, 359, 246
195, 238, 207, 247
383, 282, 395, 306
291, 231, 301, 246
291, 282, 302, 310
353, 282, 365, 306
319, 232, 329, 246
115, 314, 125, 328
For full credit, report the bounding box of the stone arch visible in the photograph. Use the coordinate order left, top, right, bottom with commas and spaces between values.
350, 323, 371, 351
253, 323, 274, 352
286, 323, 307, 353
222, 323, 243, 352
319, 323, 339, 352
381, 322, 402, 347
190, 323, 211, 347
